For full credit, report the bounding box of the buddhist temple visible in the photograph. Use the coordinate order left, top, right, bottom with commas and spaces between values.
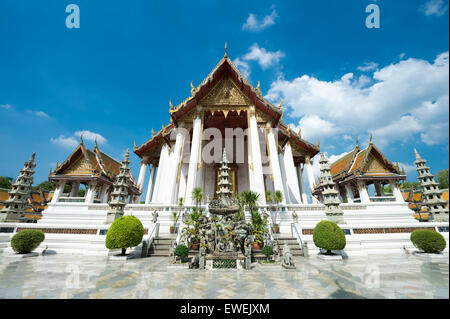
48, 138, 141, 205
133, 49, 320, 206
317, 137, 407, 204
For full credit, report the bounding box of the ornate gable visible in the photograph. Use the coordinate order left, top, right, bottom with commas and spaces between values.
61, 155, 94, 175
364, 153, 393, 174
200, 76, 251, 107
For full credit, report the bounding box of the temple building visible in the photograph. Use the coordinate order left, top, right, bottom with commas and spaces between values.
133, 48, 320, 206
316, 138, 406, 204
48, 138, 141, 205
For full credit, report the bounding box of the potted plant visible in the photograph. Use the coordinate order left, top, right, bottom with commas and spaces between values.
262, 245, 274, 262
252, 230, 264, 250
170, 212, 177, 234
175, 244, 189, 263
272, 190, 283, 234
190, 236, 200, 251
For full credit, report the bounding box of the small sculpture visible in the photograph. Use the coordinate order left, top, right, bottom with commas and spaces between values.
151, 211, 158, 223
292, 211, 298, 224
199, 246, 206, 269
281, 242, 295, 269
188, 255, 199, 269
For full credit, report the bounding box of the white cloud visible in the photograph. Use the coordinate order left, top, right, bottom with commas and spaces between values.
0, 104, 12, 109
398, 162, 416, 174
26, 110, 50, 118
399, 52, 406, 59
420, 0, 449, 16
51, 130, 107, 148
233, 58, 251, 78
50, 135, 78, 148
357, 62, 379, 72
242, 9, 277, 32
266, 52, 449, 147
74, 130, 107, 144
241, 43, 284, 70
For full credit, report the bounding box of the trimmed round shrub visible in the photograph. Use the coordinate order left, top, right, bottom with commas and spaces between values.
313, 220, 346, 254
175, 245, 189, 259
410, 229, 446, 254
262, 246, 273, 259
11, 230, 45, 254
105, 215, 144, 255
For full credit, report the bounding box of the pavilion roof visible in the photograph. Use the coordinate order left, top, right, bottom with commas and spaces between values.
329, 139, 405, 183
49, 139, 122, 182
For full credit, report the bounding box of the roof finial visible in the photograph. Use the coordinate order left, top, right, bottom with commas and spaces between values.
224, 42, 228, 58
369, 133, 373, 144
133, 140, 137, 149
355, 136, 359, 148
190, 81, 195, 95
30, 152, 36, 161
318, 139, 320, 149
414, 148, 422, 160
94, 136, 98, 148
298, 127, 302, 138
80, 134, 84, 144
256, 81, 262, 96
151, 128, 155, 137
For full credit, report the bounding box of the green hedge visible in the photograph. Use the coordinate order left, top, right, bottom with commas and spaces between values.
175, 245, 189, 259
313, 220, 346, 254
105, 215, 144, 255
11, 230, 45, 254
262, 246, 273, 258
410, 229, 446, 254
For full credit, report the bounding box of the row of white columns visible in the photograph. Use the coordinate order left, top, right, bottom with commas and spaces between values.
342, 180, 404, 204
138, 108, 321, 206
50, 180, 112, 204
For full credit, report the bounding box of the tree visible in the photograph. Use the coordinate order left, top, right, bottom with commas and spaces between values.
105, 215, 144, 255
273, 190, 283, 226
313, 220, 346, 255
400, 181, 421, 191
33, 181, 55, 192
265, 190, 273, 204
436, 169, 449, 189
192, 188, 203, 213
0, 176, 12, 189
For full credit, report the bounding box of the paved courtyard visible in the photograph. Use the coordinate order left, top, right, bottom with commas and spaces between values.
0, 253, 448, 299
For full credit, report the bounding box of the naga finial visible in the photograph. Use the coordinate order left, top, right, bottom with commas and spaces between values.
169, 99, 174, 112
224, 42, 228, 57
134, 140, 137, 149
298, 127, 302, 138
369, 133, 373, 144
256, 81, 262, 96
151, 128, 155, 137
190, 81, 196, 95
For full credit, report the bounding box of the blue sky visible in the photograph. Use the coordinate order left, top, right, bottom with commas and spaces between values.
0, 0, 448, 185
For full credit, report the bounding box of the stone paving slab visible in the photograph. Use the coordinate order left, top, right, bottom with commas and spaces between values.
0, 253, 447, 299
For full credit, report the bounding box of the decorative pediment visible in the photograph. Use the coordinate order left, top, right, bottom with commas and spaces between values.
63, 156, 94, 175
200, 76, 251, 106
364, 153, 393, 174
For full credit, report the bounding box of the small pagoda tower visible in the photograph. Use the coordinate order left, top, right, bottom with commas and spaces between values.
318, 153, 344, 224
106, 150, 132, 223
0, 153, 36, 223
216, 149, 233, 199
414, 149, 448, 222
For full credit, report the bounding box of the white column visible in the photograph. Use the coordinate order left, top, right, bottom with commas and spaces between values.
50, 180, 66, 203
99, 184, 109, 203
345, 184, 354, 203
357, 181, 370, 204
297, 165, 308, 204
152, 143, 169, 203
278, 153, 291, 203
137, 162, 147, 191
167, 128, 185, 204
283, 142, 302, 204
178, 164, 188, 202
185, 114, 202, 206
70, 181, 80, 197
84, 181, 97, 203
305, 156, 319, 204
248, 108, 266, 205
267, 125, 285, 203
145, 165, 156, 204
390, 181, 405, 202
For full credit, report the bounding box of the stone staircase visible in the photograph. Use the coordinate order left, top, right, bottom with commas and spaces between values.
147, 235, 175, 257
274, 235, 303, 256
